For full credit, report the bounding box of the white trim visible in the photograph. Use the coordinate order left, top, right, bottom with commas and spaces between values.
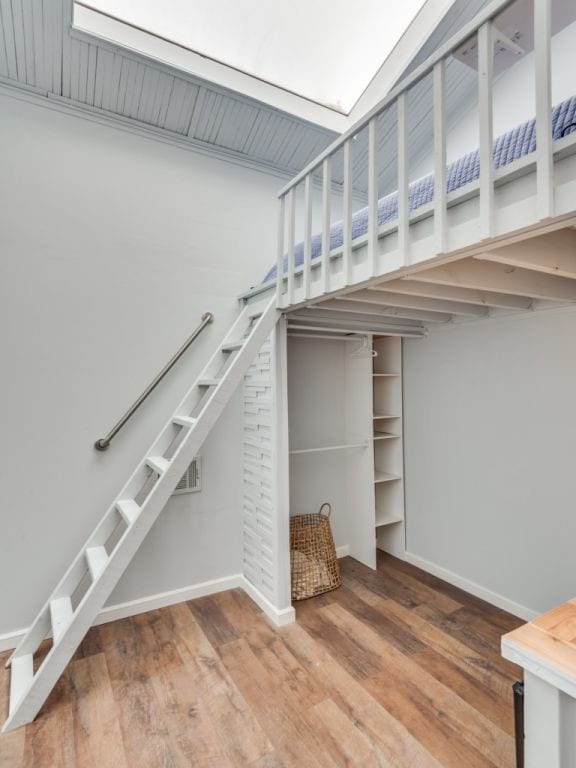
0, 573, 296, 652
405, 551, 538, 621
336, 544, 351, 558
73, 4, 348, 132
95, 574, 243, 625
240, 576, 296, 627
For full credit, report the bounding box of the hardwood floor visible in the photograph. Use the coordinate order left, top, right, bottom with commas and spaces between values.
0, 553, 523, 767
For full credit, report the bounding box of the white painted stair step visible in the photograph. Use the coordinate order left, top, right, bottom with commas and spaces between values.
86, 546, 108, 581
146, 456, 170, 475
49, 597, 73, 644
172, 415, 196, 428
9, 655, 34, 713
221, 341, 243, 353
115, 499, 140, 526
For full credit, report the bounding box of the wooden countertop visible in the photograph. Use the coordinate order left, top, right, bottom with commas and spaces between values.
502, 599, 576, 698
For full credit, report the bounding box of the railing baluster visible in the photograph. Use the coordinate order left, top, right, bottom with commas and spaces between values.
534, 0, 553, 219
478, 21, 494, 239
276, 195, 285, 305
433, 60, 447, 254
342, 139, 353, 285
286, 188, 296, 305
368, 117, 378, 276
303, 174, 312, 299
397, 92, 409, 265
322, 158, 331, 294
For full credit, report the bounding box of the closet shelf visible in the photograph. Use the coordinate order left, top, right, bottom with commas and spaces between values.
373, 431, 399, 441
373, 373, 400, 377
373, 413, 400, 420
290, 441, 369, 456
374, 471, 402, 483
376, 515, 404, 527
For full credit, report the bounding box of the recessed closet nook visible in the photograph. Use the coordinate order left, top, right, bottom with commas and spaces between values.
287, 332, 405, 569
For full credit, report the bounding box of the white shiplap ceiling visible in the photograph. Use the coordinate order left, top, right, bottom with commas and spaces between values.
0, 0, 493, 187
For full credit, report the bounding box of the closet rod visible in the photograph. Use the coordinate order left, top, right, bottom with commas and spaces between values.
288, 323, 426, 338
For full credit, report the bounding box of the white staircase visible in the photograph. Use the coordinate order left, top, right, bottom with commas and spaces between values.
2, 293, 279, 733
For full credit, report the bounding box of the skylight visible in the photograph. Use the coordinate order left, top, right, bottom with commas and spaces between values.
77, 0, 428, 114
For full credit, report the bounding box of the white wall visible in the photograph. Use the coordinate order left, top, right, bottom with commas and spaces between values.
0, 92, 281, 636
403, 305, 576, 616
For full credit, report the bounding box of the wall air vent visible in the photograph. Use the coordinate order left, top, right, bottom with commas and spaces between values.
173, 457, 202, 495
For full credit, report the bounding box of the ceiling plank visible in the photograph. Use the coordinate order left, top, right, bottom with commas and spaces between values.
407, 259, 576, 301
362, 288, 488, 317
381, 278, 533, 309
474, 229, 576, 278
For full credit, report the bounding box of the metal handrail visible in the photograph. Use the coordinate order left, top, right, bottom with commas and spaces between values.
94, 311, 214, 450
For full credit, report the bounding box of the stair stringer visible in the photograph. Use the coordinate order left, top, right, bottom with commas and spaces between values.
3, 293, 280, 733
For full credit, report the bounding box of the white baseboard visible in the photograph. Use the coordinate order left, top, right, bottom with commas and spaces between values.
336, 544, 350, 558
241, 576, 296, 627
0, 628, 26, 653
0, 572, 296, 652
404, 552, 538, 621
95, 574, 243, 627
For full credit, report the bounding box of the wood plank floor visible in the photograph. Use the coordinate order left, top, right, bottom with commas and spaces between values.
0, 553, 523, 767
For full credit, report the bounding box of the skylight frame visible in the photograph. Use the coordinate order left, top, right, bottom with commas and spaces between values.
72, 0, 458, 131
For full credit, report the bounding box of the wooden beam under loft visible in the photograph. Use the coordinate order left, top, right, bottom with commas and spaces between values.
375, 279, 534, 310
340, 289, 489, 317
406, 259, 576, 301
308, 299, 453, 323
473, 229, 576, 279
295, 304, 449, 325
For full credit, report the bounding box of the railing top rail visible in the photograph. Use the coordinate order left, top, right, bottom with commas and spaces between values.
277, 0, 516, 198
94, 311, 214, 450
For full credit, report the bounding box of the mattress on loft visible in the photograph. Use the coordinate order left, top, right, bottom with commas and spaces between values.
262, 95, 576, 284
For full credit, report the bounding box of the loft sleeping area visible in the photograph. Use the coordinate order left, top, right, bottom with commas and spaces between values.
1, 0, 576, 766
263, 94, 576, 284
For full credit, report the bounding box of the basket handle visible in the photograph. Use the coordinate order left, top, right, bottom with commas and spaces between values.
319, 502, 332, 517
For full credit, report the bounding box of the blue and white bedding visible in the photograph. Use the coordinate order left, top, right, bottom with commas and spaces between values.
263, 95, 576, 283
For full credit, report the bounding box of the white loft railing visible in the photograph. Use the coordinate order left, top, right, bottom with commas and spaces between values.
273, 0, 565, 309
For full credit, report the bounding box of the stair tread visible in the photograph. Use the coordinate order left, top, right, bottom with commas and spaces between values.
115, 499, 140, 525
9, 654, 34, 714
86, 546, 108, 581
49, 597, 73, 644
146, 456, 170, 475
221, 341, 243, 352
172, 415, 196, 428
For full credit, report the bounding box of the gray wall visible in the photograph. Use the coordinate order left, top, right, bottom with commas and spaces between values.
403, 305, 576, 616
0, 92, 281, 635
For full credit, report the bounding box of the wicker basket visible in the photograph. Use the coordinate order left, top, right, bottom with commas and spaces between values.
290, 503, 341, 601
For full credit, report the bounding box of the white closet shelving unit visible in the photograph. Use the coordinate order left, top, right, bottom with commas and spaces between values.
287, 335, 376, 569
373, 336, 405, 558
286, 333, 405, 579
